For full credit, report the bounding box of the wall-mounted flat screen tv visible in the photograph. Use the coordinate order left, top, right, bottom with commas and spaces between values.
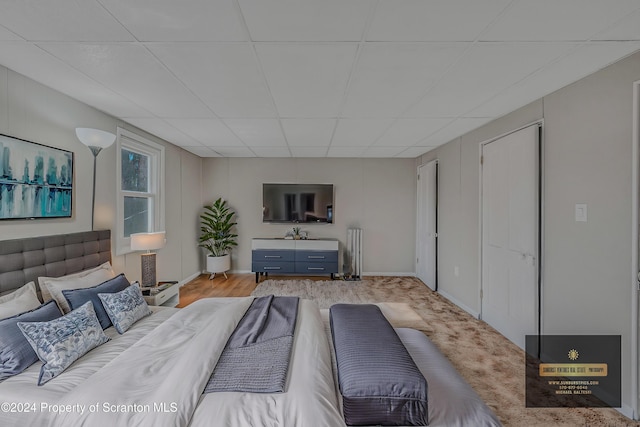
263, 183, 333, 223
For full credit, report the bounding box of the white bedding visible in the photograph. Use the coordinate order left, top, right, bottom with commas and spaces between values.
0, 298, 345, 427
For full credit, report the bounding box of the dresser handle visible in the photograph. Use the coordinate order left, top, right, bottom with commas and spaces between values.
307, 267, 325, 271
264, 255, 281, 258
307, 256, 325, 259
263, 266, 281, 270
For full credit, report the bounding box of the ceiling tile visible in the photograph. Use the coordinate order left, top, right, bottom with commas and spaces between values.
482, 0, 640, 41
149, 43, 275, 118
396, 146, 437, 158
39, 43, 212, 118
0, 2, 639, 159
281, 119, 336, 146
100, 0, 247, 42
421, 117, 492, 146
291, 147, 329, 157
252, 147, 292, 157
332, 118, 394, 146
0, 25, 22, 41
213, 146, 256, 157
327, 147, 367, 157
182, 146, 221, 157
167, 118, 243, 146
0, 42, 151, 118
375, 118, 453, 146
472, 41, 640, 117
362, 146, 407, 157
238, 0, 371, 41
342, 43, 469, 117
368, 0, 511, 41
0, 1, 133, 42
122, 118, 200, 147
223, 119, 286, 146
593, 9, 640, 41
407, 42, 576, 117
256, 43, 357, 117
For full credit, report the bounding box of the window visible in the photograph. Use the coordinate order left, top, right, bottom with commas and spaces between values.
115, 128, 165, 255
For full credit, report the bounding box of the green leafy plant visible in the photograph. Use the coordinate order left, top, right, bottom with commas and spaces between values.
199, 198, 238, 257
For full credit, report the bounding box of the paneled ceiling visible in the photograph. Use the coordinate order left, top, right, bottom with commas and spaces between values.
0, 0, 639, 158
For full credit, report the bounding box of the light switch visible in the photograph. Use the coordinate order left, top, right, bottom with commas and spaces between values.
575, 204, 587, 222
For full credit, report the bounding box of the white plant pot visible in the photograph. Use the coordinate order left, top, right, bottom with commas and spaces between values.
207, 254, 230, 279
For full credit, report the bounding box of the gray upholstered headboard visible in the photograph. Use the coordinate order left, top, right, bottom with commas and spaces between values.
0, 230, 111, 296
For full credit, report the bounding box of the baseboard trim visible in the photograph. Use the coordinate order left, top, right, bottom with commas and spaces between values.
363, 272, 416, 277
179, 272, 201, 287
618, 402, 635, 420
438, 289, 480, 319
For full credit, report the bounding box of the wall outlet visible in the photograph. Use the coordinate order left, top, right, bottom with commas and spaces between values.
454, 266, 459, 277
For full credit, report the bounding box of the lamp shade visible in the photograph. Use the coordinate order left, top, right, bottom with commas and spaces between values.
75, 128, 116, 149
130, 232, 166, 251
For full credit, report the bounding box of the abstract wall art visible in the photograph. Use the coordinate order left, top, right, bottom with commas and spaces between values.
0, 134, 73, 220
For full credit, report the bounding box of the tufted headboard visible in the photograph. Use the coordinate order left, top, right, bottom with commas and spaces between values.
0, 230, 111, 296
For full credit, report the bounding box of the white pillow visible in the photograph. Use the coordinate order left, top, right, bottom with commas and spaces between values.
38, 262, 114, 303
39, 262, 116, 313
0, 282, 41, 319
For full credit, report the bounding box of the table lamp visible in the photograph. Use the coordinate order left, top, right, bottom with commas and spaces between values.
130, 231, 166, 287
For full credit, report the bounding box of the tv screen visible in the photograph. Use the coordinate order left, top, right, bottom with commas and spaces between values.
263, 183, 333, 223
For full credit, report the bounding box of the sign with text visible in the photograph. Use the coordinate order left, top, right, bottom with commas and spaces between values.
525, 335, 620, 408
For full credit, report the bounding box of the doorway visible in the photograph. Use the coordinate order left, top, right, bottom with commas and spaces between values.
417, 160, 438, 291
632, 79, 640, 419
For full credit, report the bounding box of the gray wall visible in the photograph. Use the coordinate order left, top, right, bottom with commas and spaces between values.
201, 157, 417, 275
418, 51, 640, 415
0, 65, 203, 284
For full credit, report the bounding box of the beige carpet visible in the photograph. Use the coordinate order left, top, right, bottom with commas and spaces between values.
252, 277, 639, 427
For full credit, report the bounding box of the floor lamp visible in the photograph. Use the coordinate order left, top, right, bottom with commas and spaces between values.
75, 128, 116, 230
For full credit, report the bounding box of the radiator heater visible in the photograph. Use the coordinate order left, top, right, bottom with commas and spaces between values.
345, 228, 363, 280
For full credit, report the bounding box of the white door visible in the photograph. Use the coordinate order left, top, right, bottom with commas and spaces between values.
416, 160, 437, 290
481, 125, 539, 349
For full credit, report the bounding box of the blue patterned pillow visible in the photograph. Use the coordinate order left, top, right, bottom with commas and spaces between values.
62, 273, 130, 329
98, 285, 152, 334
0, 301, 61, 381
17, 301, 109, 385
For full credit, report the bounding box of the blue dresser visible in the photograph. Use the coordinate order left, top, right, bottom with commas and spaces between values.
252, 238, 339, 282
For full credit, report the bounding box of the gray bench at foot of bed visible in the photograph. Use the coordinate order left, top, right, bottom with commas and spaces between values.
330, 304, 429, 426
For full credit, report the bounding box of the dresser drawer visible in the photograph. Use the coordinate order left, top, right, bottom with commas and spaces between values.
252, 261, 296, 273
295, 250, 338, 263
252, 249, 295, 262
295, 262, 338, 274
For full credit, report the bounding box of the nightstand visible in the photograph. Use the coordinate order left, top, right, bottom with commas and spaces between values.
143, 282, 179, 307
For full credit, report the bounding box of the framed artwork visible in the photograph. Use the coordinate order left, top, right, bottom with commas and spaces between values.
0, 133, 73, 220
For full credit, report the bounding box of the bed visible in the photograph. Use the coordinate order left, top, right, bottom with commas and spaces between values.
0, 231, 501, 427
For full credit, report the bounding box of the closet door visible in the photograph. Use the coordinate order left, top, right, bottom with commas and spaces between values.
481, 125, 539, 349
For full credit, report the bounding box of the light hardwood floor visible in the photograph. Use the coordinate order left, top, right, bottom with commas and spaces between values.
177, 273, 332, 307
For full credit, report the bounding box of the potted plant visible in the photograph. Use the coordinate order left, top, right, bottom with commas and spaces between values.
199, 198, 237, 279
